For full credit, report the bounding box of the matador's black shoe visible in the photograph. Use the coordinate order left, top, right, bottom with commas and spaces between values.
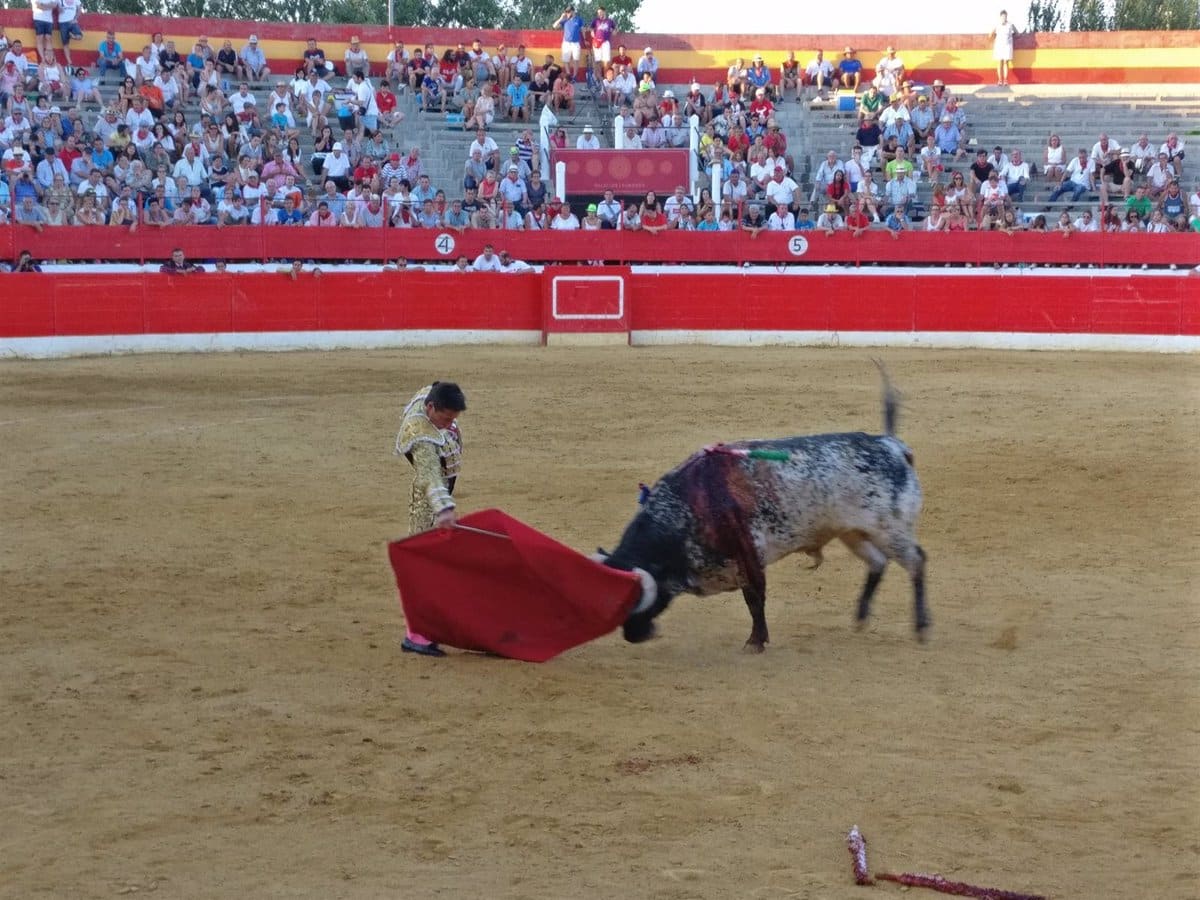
401, 637, 446, 657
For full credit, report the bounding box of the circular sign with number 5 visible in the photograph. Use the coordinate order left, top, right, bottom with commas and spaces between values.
787, 235, 809, 257
434, 233, 457, 256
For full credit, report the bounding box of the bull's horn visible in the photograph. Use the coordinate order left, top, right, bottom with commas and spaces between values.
631, 567, 658, 615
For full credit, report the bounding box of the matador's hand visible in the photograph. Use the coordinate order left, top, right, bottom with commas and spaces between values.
435, 508, 457, 529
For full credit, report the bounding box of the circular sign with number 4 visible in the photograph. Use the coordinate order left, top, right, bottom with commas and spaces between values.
787, 235, 809, 257
434, 233, 457, 256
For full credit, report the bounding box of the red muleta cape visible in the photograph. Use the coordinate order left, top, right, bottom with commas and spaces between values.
387, 509, 643, 662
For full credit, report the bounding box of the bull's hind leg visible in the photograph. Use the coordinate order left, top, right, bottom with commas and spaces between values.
889, 539, 929, 639
739, 559, 769, 653
840, 532, 888, 628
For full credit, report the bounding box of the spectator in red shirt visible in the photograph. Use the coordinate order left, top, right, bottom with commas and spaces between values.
375, 80, 404, 129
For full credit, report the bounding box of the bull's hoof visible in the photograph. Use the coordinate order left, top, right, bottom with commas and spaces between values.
915, 625, 930, 643
742, 640, 767, 654
854, 617, 868, 632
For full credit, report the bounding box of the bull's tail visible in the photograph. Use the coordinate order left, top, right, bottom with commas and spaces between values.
872, 358, 900, 437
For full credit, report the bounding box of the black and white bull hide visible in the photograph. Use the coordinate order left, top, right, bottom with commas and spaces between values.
596, 371, 927, 652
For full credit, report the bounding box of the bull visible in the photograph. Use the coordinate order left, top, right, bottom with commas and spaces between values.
596, 367, 927, 652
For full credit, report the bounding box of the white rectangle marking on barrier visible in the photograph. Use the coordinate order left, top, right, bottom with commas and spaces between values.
551, 276, 625, 320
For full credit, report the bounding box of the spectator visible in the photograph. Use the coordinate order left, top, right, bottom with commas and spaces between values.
464, 82, 496, 131
470, 243, 501, 271
216, 38, 243, 80
1001, 148, 1030, 204
133, 45, 160, 87
321, 141, 351, 190
1145, 153, 1176, 200
779, 51, 800, 101
810, 150, 843, 204
767, 201, 794, 230
976, 170, 1009, 224
816, 202, 843, 234
550, 5, 584, 83
241, 35, 270, 81
504, 76, 530, 121
1089, 132, 1124, 195
874, 46, 905, 98
376, 80, 403, 129
305, 199, 337, 226
344, 36, 368, 77
744, 54, 771, 101
805, 50, 833, 100
884, 170, 917, 218
1126, 133, 1156, 177
837, 47, 863, 93
990, 10, 1018, 86
1160, 133, 1185, 176
15, 194, 47, 230
739, 202, 766, 237
885, 204, 910, 237
855, 115, 883, 168
637, 46, 658, 81
1043, 132, 1066, 183
385, 41, 409, 86
590, 6, 616, 83
13, 249, 43, 271
1049, 148, 1094, 203
909, 95, 935, 142
576, 124, 599, 150
1157, 179, 1185, 229
846, 199, 873, 236
160, 247, 205, 272
303, 38, 335, 78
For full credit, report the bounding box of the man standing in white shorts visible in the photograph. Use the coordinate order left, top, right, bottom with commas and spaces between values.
590, 5, 616, 85
550, 4, 584, 83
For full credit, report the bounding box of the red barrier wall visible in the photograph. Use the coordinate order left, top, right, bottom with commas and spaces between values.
4, 226, 1198, 268
0, 272, 543, 339
2, 272, 1196, 354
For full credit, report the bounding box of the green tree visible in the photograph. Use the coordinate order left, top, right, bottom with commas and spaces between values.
1025, 0, 1066, 31
1069, 0, 1112, 30
1113, 0, 1199, 28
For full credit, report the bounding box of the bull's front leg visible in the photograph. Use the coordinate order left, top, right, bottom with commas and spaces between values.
740, 561, 768, 653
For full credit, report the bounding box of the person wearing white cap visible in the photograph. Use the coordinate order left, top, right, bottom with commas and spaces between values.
576, 123, 600, 150
683, 80, 709, 124
241, 34, 270, 81
636, 46, 658, 79
321, 140, 352, 189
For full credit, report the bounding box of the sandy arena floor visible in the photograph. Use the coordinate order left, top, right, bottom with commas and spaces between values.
2, 347, 1198, 900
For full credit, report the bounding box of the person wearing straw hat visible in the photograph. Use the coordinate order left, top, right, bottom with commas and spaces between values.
395, 381, 467, 657
576, 123, 599, 149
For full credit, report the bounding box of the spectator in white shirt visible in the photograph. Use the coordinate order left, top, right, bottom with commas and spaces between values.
1000, 148, 1030, 204
767, 202, 795, 230
134, 45, 160, 85
576, 124, 600, 149
550, 202, 580, 229
472, 243, 503, 271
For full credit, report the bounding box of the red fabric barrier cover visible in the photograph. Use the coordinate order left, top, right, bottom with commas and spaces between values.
551, 149, 692, 196
3, 226, 1197, 267
387, 509, 642, 662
